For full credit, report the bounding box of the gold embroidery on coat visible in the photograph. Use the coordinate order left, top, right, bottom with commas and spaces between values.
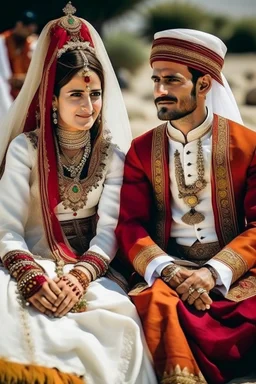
162, 365, 206, 384
133, 244, 164, 276
213, 116, 239, 244
152, 124, 168, 249
226, 275, 256, 302
214, 248, 248, 284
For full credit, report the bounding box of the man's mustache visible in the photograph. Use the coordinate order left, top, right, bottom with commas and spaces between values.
155, 96, 178, 105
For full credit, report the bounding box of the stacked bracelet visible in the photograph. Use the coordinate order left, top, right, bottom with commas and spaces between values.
69, 268, 90, 292
161, 264, 181, 284
18, 273, 47, 300
75, 251, 109, 281
2, 250, 46, 300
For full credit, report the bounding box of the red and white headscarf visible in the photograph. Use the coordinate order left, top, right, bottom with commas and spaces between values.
0, 5, 132, 262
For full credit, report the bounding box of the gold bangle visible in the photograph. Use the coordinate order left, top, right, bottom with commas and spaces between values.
161, 265, 181, 283
69, 268, 90, 292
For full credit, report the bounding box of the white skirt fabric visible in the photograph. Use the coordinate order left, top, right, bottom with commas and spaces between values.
0, 260, 157, 384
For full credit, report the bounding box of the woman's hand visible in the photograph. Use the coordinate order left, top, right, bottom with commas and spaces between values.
27, 276, 62, 315
51, 274, 84, 317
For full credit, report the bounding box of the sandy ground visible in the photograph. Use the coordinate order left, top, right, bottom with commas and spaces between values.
123, 53, 256, 138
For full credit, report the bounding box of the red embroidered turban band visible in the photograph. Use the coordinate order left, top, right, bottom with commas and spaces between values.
150, 37, 224, 85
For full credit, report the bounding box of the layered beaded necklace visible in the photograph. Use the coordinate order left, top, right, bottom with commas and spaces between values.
55, 128, 91, 215
56, 128, 91, 178
174, 138, 207, 225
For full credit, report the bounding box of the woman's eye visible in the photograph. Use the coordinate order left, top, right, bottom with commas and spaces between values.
71, 92, 82, 97
90, 91, 102, 98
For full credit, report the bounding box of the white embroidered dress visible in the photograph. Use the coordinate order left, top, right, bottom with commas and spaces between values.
0, 132, 157, 384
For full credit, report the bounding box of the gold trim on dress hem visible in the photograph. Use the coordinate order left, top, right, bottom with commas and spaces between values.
161, 364, 207, 384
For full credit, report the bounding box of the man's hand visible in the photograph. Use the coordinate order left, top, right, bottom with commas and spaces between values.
165, 267, 194, 289
176, 267, 216, 310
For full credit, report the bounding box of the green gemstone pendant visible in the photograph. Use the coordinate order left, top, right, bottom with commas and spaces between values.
72, 185, 79, 193
68, 17, 74, 24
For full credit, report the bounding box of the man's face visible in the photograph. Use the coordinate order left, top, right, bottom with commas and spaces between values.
152, 61, 198, 121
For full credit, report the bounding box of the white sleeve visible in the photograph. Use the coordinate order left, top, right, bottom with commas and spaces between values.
205, 259, 233, 296
89, 146, 125, 261
145, 255, 176, 286
0, 134, 32, 259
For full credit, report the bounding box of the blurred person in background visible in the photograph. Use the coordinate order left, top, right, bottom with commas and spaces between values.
0, 10, 38, 102
116, 28, 256, 384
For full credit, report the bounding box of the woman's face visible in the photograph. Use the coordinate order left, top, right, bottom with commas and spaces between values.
55, 70, 102, 132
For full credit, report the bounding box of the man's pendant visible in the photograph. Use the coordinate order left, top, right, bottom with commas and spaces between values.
181, 208, 205, 225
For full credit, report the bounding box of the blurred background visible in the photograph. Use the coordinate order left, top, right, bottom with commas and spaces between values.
1, 0, 256, 137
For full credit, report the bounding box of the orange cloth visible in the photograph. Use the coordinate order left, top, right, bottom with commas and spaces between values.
0, 359, 84, 384
131, 278, 206, 383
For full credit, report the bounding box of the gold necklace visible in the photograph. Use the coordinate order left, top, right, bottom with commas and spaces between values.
174, 138, 207, 225
60, 148, 85, 177
56, 127, 90, 150
55, 136, 91, 215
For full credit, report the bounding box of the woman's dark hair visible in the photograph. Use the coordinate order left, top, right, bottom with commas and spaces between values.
54, 49, 104, 97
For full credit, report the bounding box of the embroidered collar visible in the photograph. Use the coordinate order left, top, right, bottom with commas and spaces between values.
167, 109, 213, 143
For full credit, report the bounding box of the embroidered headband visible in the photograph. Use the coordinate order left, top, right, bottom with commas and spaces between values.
150, 36, 224, 85
56, 2, 95, 58
57, 41, 94, 58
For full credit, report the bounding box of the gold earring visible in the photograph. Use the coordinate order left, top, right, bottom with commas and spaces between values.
52, 106, 58, 125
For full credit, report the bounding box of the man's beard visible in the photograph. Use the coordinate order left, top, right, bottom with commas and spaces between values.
155, 92, 197, 121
